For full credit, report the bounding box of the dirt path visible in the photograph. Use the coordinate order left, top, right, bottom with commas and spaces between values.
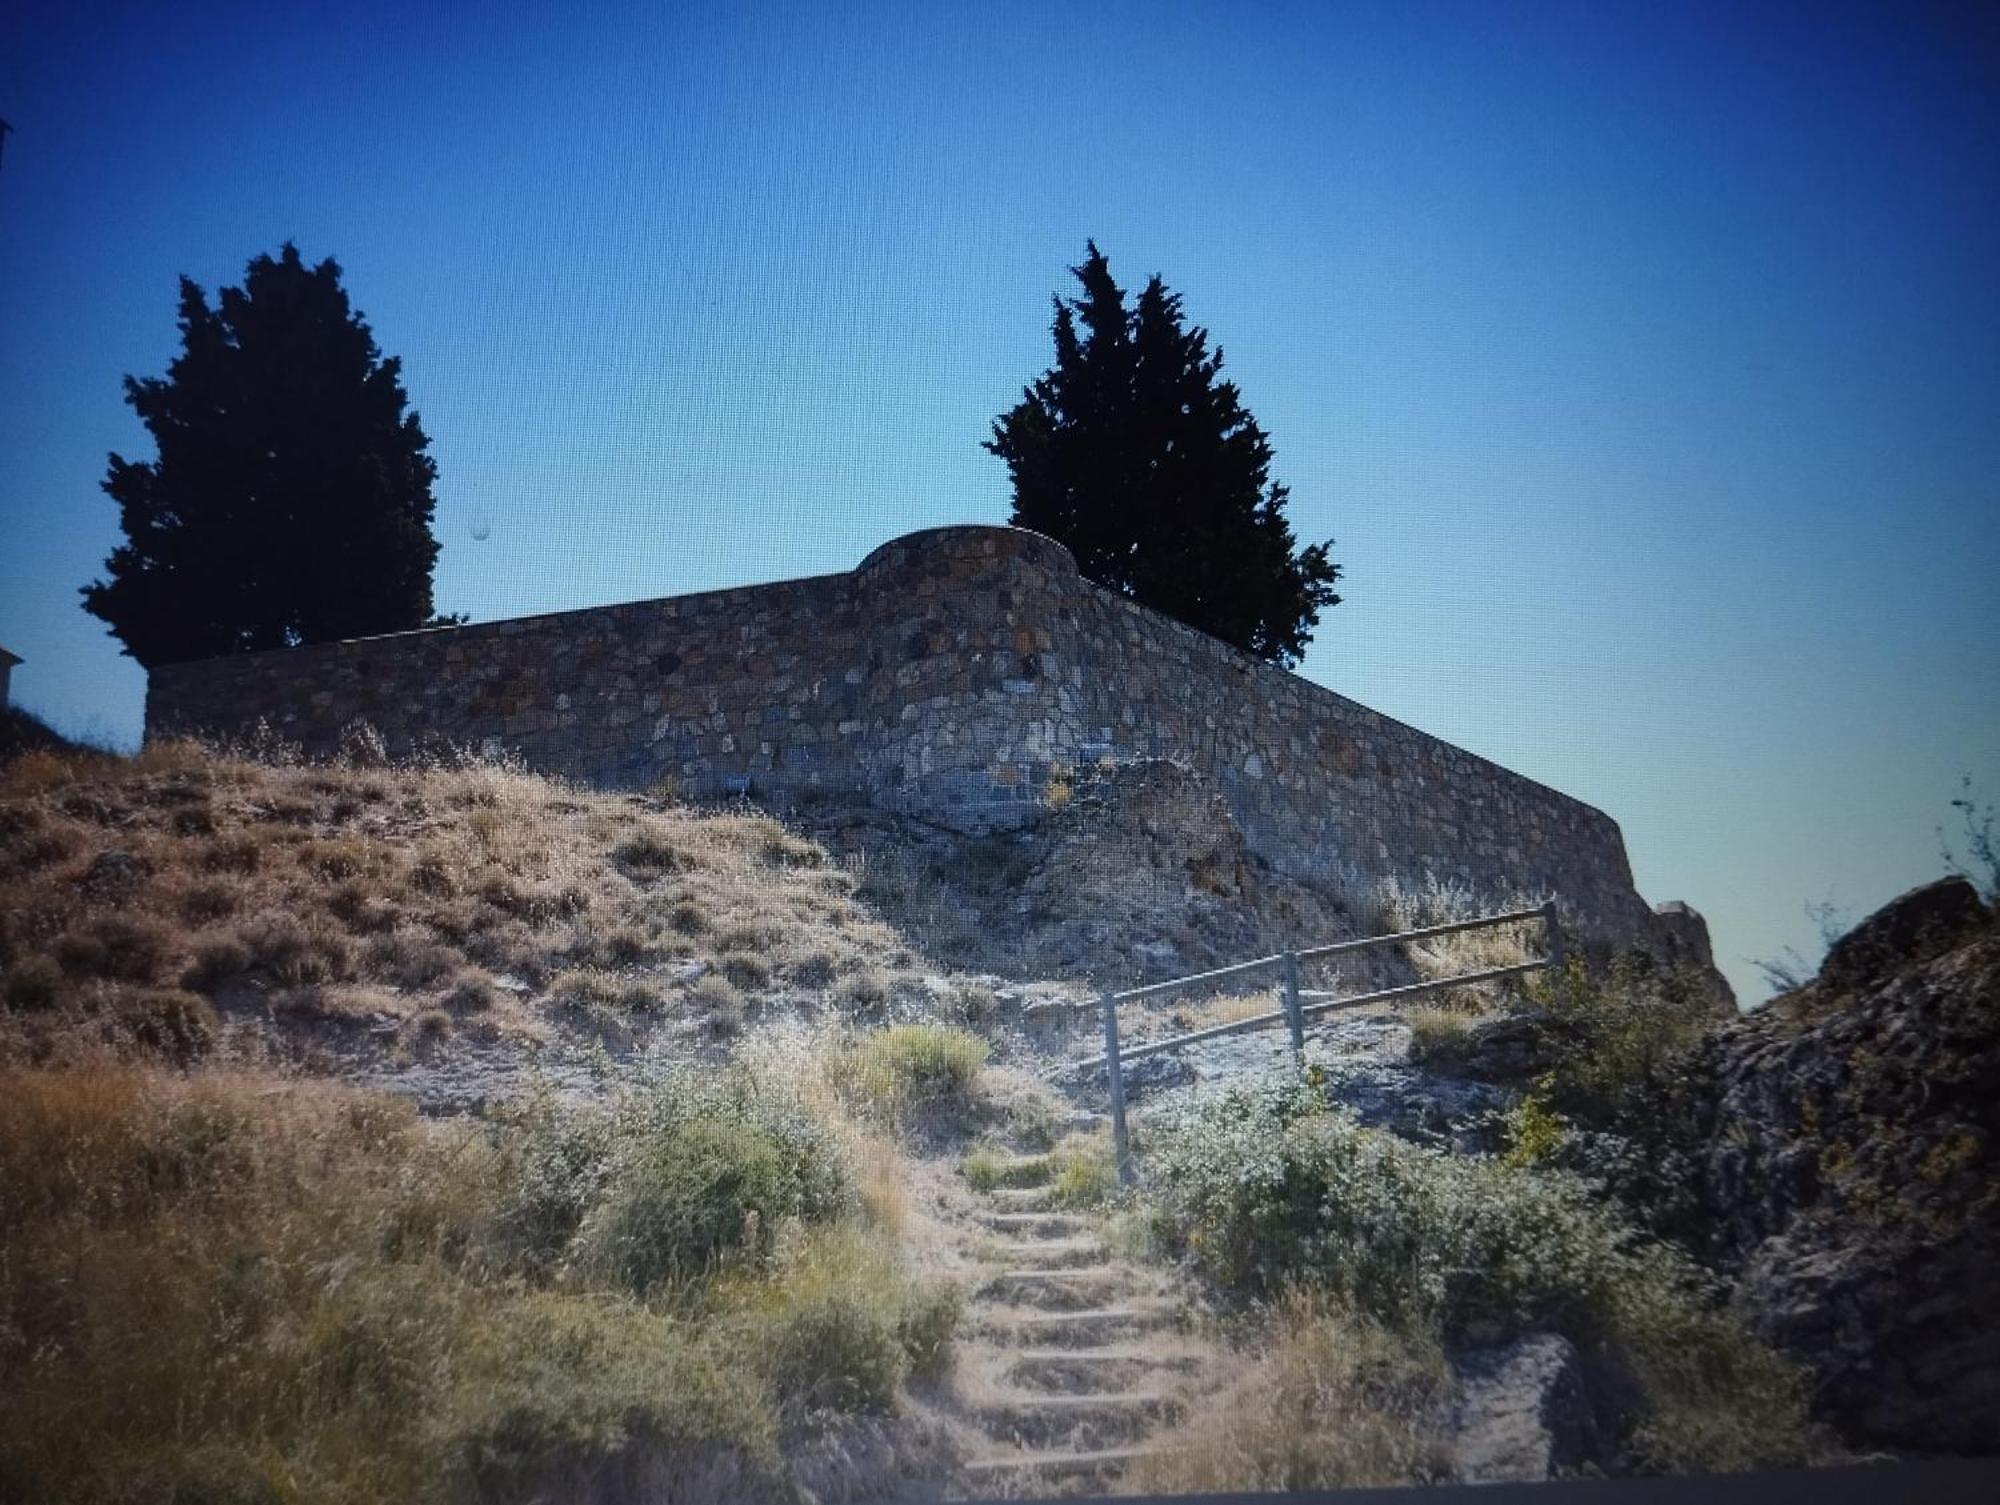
915, 1145, 1234, 1499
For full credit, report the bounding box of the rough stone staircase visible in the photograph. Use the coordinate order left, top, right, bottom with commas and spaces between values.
947, 1157, 1220, 1499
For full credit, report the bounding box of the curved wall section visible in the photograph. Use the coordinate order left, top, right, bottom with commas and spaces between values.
147, 525, 1654, 938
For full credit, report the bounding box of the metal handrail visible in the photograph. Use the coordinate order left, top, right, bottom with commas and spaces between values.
1066, 899, 1564, 1184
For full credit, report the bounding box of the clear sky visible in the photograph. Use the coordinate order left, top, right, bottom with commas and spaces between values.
3, 0, 1996, 1004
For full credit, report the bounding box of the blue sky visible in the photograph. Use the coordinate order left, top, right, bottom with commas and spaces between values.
3, 0, 1996, 1003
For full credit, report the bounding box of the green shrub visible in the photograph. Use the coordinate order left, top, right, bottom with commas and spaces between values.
113, 987, 220, 1063
1144, 1076, 1815, 1471
440, 1294, 783, 1503
847, 1024, 987, 1123
762, 1289, 906, 1414
1502, 1091, 1568, 1169
1524, 955, 1711, 1127
894, 1279, 963, 1379
962, 1144, 1049, 1191
719, 1225, 960, 1417
1050, 1140, 1118, 1208
565, 1076, 850, 1295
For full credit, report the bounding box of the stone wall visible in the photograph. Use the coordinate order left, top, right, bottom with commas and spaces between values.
148, 525, 1660, 940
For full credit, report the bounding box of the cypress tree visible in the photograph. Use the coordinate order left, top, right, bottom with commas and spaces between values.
988, 242, 1340, 667
83, 245, 452, 667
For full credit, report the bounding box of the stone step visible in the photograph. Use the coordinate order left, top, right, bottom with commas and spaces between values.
979, 1304, 1176, 1346
985, 1186, 1058, 1212
1008, 1347, 1201, 1392
977, 1210, 1089, 1238
959, 1443, 1157, 1493
985, 1236, 1107, 1269
975, 1390, 1178, 1449
978, 1267, 1134, 1311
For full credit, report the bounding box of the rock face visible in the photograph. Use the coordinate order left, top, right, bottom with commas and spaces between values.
803, 759, 1382, 990
1698, 878, 1999, 1453
1448, 1333, 1600, 1482
1650, 900, 1738, 1014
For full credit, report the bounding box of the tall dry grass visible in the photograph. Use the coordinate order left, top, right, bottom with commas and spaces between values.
0, 736, 932, 1065
0, 1051, 959, 1504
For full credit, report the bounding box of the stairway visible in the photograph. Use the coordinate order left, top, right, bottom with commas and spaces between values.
948, 1159, 1215, 1498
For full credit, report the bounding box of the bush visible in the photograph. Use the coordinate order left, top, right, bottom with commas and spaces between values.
177, 878, 240, 924
113, 987, 220, 1062
762, 1289, 907, 1415
363, 929, 461, 989
962, 1144, 1050, 1192
787, 949, 838, 989
55, 913, 171, 982
565, 1075, 851, 1295
1524, 955, 1712, 1127
837, 967, 890, 1013
721, 951, 773, 991
239, 912, 351, 986
1144, 1075, 1815, 1471
1050, 1140, 1118, 1208
5, 954, 62, 1011
719, 1225, 961, 1418
182, 935, 252, 994
1406, 1005, 1480, 1069
439, 1295, 784, 1504
846, 1025, 988, 1124
441, 974, 498, 1013
611, 829, 684, 879
895, 1279, 963, 1379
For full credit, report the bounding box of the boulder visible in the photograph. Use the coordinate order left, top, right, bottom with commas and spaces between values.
1448, 1333, 1601, 1481
1697, 878, 1998, 1452
1815, 877, 1989, 1000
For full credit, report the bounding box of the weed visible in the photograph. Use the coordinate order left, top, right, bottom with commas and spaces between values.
1132, 1292, 1450, 1492
845, 1025, 988, 1125
181, 935, 252, 994
4, 954, 62, 1011
54, 914, 171, 983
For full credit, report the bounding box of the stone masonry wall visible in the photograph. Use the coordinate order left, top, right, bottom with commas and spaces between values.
148, 526, 1657, 940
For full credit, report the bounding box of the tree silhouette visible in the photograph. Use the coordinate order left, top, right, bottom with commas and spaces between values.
987, 242, 1340, 667
83, 245, 452, 668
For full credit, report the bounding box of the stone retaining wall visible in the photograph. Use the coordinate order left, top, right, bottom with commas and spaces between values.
148, 525, 1659, 939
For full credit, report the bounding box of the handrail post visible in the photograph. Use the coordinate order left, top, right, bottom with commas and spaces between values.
1100, 992, 1133, 1186
1281, 950, 1305, 1061
1540, 899, 1565, 972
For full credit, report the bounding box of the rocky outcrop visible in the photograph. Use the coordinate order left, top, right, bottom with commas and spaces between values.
1697, 878, 1999, 1453
1448, 1333, 1601, 1482
801, 759, 1385, 990
1650, 900, 1738, 1015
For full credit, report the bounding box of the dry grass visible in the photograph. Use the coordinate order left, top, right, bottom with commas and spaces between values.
0, 738, 929, 1066
1135, 986, 1280, 1042
1373, 873, 1546, 986
0, 1052, 958, 1504
1132, 1292, 1451, 1492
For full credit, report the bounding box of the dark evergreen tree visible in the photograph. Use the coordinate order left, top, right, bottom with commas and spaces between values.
987, 242, 1340, 667
83, 244, 452, 667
